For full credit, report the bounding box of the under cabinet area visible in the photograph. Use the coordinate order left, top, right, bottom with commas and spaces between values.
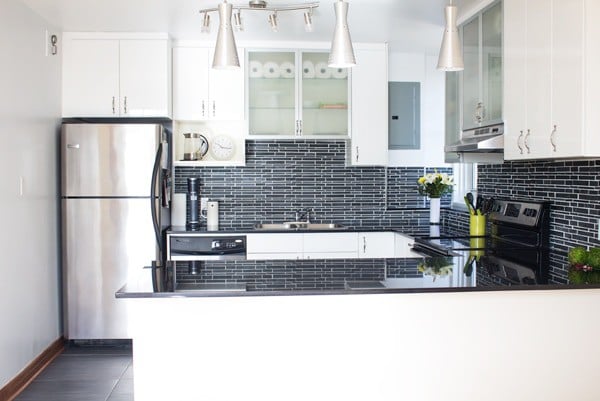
504, 0, 600, 160
62, 33, 171, 118
173, 46, 245, 121
247, 50, 349, 138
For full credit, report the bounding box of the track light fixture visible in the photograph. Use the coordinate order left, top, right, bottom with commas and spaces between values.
199, 1, 320, 68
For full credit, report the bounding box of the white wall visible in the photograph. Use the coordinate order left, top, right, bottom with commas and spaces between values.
388, 52, 448, 167
0, 0, 62, 388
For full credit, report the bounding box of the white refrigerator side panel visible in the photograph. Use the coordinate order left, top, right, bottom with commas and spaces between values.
62, 124, 161, 197
63, 198, 157, 339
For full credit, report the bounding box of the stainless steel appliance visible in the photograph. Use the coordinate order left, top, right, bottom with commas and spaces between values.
445, 123, 504, 153
412, 199, 551, 285
168, 235, 247, 261
61, 123, 170, 339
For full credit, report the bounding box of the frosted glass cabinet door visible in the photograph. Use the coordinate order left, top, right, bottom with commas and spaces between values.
481, 2, 503, 126
248, 51, 297, 136
301, 52, 348, 136
462, 17, 480, 131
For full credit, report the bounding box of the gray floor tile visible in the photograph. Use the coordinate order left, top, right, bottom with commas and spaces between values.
35, 355, 131, 381
106, 395, 134, 401
14, 379, 118, 401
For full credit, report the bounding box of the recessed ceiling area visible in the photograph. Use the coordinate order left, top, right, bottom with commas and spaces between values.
19, 0, 448, 53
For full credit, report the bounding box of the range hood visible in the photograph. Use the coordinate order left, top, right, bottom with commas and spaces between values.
445, 123, 504, 153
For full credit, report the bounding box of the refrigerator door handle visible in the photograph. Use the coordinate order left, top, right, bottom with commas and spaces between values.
150, 143, 163, 249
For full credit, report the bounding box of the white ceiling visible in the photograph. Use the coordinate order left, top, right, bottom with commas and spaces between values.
20, 0, 448, 53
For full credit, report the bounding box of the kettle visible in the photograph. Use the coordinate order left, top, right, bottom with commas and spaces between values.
183, 133, 209, 161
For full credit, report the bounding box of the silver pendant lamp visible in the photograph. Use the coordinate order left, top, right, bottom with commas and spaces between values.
213, 1, 240, 69
437, 0, 464, 71
328, 0, 356, 68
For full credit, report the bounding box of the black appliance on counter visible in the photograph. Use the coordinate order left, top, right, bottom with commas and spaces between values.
412, 199, 550, 286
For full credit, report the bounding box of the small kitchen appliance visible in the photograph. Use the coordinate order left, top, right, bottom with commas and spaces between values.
186, 177, 200, 230
183, 132, 209, 161
206, 201, 219, 231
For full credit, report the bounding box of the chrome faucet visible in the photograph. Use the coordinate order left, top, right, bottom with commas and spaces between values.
295, 208, 314, 223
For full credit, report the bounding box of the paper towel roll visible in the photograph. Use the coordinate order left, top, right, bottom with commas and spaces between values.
331, 67, 348, 79
206, 201, 219, 231
280, 61, 295, 78
171, 193, 187, 227
315, 62, 332, 79
249, 60, 263, 78
302, 60, 315, 79
262, 62, 281, 78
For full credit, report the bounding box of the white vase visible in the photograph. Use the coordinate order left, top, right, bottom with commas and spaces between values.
429, 197, 441, 224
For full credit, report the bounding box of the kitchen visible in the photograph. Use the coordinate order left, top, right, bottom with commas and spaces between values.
2, 0, 600, 400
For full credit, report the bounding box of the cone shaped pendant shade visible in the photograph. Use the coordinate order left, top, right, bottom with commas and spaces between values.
437, 3, 464, 71
213, 1, 240, 69
328, 0, 356, 68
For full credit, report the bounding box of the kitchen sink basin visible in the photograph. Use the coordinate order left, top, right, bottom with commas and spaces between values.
254, 222, 346, 231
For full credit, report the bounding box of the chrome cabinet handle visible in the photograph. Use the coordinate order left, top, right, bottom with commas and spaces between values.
295, 120, 299, 136
299, 120, 303, 136
212, 101, 216, 117
112, 96, 116, 114
363, 236, 367, 253
517, 130, 524, 155
356, 146, 359, 162
67, 144, 80, 149
550, 125, 557, 152
474, 102, 485, 124
124, 96, 128, 114
524, 129, 531, 154
201, 100, 205, 117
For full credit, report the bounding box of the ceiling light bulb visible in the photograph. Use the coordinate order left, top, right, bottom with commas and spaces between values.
304, 9, 313, 32
201, 12, 211, 33
268, 12, 278, 32
437, 0, 464, 71
233, 10, 244, 32
328, 0, 356, 68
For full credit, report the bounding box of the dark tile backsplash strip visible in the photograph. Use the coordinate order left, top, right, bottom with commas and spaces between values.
477, 159, 600, 270
175, 140, 452, 230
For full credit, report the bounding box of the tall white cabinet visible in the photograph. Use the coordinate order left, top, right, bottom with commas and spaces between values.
62, 33, 171, 118
504, 0, 600, 160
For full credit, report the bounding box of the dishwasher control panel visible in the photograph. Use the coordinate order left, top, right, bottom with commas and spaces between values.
168, 235, 246, 261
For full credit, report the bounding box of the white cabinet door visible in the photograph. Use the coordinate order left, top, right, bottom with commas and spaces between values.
209, 48, 245, 121
349, 45, 388, 166
120, 39, 170, 117
358, 232, 395, 258
503, 0, 528, 160
394, 233, 422, 258
246, 233, 303, 260
303, 233, 358, 257
173, 47, 210, 120
551, 0, 584, 158
62, 39, 120, 117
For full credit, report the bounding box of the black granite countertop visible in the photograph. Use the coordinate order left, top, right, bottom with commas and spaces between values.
168, 225, 424, 235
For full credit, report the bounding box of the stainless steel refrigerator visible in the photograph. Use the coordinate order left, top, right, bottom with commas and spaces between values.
61, 123, 170, 339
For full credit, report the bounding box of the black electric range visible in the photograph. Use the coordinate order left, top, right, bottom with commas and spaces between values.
413, 199, 550, 286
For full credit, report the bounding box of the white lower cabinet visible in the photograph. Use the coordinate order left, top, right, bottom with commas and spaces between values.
246, 233, 303, 260
358, 232, 395, 258
304, 233, 358, 259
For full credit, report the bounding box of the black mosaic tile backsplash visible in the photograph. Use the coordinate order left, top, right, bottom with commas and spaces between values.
477, 159, 600, 271
175, 140, 452, 230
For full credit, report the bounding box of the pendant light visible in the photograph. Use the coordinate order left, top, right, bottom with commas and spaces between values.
328, 0, 356, 68
212, 1, 240, 69
437, 0, 464, 71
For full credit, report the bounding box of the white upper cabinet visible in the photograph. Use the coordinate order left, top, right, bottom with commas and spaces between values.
504, 0, 600, 160
349, 43, 388, 166
173, 47, 245, 121
62, 33, 171, 118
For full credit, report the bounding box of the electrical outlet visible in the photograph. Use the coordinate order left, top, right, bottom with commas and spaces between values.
44, 30, 57, 56
200, 197, 209, 214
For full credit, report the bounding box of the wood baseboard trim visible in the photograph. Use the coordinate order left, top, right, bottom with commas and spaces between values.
0, 336, 65, 401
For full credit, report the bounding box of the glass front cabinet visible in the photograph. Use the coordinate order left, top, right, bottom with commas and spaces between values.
248, 50, 349, 138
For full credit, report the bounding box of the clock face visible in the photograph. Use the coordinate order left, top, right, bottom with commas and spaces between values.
209, 135, 235, 161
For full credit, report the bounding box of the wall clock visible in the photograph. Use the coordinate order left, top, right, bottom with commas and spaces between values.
209, 134, 235, 161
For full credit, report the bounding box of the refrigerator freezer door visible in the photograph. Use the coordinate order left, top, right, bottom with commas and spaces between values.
62, 124, 162, 197
63, 198, 157, 339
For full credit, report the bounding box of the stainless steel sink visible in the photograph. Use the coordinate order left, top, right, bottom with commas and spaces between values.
254, 222, 346, 231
